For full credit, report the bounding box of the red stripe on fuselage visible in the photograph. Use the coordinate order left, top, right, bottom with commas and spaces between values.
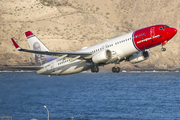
133, 25, 167, 50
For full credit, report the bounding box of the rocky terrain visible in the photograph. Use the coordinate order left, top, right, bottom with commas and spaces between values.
0, 0, 180, 71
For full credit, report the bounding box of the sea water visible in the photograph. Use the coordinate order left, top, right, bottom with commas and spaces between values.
0, 71, 180, 120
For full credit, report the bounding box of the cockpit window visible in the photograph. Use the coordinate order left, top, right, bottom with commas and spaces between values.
159, 26, 170, 30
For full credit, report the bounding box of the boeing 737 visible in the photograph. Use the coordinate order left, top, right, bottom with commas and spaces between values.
9, 24, 177, 76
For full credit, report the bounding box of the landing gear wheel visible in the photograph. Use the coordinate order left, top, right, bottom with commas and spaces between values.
91, 66, 99, 73
116, 67, 120, 73
112, 67, 116, 73
112, 67, 120, 73
161, 47, 166, 51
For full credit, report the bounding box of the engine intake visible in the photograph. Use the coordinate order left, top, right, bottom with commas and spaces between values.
92, 50, 112, 64
129, 51, 149, 64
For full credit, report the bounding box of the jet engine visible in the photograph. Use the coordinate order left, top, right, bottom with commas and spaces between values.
128, 51, 149, 64
92, 49, 112, 64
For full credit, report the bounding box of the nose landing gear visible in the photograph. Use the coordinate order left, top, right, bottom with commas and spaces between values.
161, 40, 168, 52
161, 47, 166, 51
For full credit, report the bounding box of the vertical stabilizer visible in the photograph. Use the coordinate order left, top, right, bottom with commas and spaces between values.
25, 31, 56, 66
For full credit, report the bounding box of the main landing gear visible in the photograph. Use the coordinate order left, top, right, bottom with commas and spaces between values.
112, 61, 120, 73
91, 61, 121, 73
112, 67, 120, 73
91, 66, 99, 73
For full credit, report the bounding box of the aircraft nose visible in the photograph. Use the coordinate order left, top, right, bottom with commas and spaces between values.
167, 27, 177, 39
171, 27, 177, 36
173, 28, 177, 34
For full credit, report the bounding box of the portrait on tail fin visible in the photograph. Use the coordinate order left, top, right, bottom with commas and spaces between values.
33, 42, 47, 66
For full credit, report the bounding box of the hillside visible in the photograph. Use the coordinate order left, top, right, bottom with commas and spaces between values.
0, 0, 179, 71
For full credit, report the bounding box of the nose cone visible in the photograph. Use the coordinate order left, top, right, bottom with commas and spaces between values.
170, 27, 177, 36
167, 27, 177, 40
172, 28, 177, 34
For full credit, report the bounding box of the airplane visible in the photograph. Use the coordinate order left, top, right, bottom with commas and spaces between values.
9, 24, 177, 76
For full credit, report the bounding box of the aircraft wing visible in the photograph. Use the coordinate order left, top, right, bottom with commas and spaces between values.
4, 66, 44, 70
11, 38, 93, 59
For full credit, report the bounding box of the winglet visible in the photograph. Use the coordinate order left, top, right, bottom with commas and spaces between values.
11, 38, 21, 50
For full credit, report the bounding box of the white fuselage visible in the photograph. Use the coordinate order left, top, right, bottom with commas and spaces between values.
36, 32, 138, 75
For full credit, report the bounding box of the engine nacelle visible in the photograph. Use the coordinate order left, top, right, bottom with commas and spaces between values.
92, 50, 112, 64
129, 51, 149, 64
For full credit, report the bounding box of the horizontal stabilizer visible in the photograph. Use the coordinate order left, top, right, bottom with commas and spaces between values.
4, 66, 43, 70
